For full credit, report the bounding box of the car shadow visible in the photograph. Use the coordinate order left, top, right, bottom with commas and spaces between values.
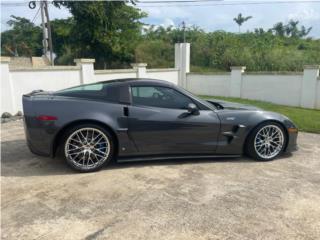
1, 139, 293, 177
107, 152, 293, 171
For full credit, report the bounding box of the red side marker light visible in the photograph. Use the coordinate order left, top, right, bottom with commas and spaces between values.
36, 115, 58, 121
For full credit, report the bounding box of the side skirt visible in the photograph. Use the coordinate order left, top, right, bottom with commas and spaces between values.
117, 154, 241, 163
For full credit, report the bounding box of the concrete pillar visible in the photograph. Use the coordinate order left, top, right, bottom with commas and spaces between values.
230, 66, 246, 98
175, 43, 190, 88
1, 57, 16, 114
131, 63, 147, 78
300, 65, 319, 109
74, 58, 95, 84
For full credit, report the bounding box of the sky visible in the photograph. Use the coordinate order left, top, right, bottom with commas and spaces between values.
1, 0, 320, 38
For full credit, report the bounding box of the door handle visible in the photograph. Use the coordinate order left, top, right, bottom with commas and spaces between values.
123, 106, 129, 117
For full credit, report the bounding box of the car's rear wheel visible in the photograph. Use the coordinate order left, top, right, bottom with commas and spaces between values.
246, 122, 286, 161
63, 124, 114, 172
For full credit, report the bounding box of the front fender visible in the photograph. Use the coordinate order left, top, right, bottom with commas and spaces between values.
215, 110, 297, 154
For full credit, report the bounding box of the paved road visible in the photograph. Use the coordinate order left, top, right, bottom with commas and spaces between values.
1, 120, 320, 240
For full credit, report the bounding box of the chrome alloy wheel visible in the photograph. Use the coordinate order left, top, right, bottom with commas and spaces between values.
65, 128, 110, 169
254, 125, 284, 159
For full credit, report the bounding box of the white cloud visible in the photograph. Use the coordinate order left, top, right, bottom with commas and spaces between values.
160, 18, 175, 28
143, 6, 190, 20
141, 2, 320, 37
1, 1, 320, 38
1, 4, 70, 31
287, 8, 320, 21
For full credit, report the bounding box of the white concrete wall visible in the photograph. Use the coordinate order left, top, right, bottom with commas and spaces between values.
186, 73, 230, 96
230, 67, 246, 98
301, 66, 320, 108
316, 77, 320, 109
0, 57, 180, 114
175, 43, 190, 88
241, 73, 303, 107
2, 47, 319, 114
1, 58, 15, 113
187, 66, 320, 109
95, 69, 137, 82
95, 68, 179, 85
146, 69, 179, 85
10, 67, 81, 111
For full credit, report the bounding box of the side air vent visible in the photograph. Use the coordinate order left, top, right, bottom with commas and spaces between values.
222, 124, 246, 144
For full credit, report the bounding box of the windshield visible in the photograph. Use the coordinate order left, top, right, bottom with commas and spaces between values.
176, 86, 217, 111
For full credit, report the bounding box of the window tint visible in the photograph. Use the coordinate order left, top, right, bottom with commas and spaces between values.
131, 86, 193, 109
55, 82, 120, 102
56, 83, 104, 94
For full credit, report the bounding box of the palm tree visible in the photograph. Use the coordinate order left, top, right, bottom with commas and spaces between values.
272, 22, 286, 37
233, 13, 252, 33
299, 25, 312, 38
285, 20, 299, 37
272, 20, 312, 38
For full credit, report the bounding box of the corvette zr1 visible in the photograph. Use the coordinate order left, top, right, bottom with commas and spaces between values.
23, 78, 298, 172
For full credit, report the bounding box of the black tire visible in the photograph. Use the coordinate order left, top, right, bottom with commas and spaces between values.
245, 121, 287, 161
62, 123, 114, 172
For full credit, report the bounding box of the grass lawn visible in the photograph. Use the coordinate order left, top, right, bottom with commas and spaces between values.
200, 95, 320, 134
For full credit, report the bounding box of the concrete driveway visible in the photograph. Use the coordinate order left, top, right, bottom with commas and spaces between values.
1, 120, 320, 240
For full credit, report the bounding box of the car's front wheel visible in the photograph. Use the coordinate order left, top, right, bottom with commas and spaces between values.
246, 122, 287, 161
63, 124, 114, 172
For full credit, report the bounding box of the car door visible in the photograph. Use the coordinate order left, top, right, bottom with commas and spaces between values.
127, 84, 221, 155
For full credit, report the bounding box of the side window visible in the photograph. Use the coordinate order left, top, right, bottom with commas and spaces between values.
56, 83, 104, 93
131, 86, 193, 109
54, 82, 119, 102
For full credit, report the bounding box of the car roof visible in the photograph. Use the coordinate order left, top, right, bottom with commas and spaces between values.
101, 78, 174, 87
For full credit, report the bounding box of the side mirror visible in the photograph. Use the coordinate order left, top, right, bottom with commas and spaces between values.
187, 103, 199, 115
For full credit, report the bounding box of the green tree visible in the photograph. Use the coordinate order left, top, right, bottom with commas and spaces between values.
233, 13, 252, 33
298, 25, 312, 38
1, 8, 319, 72
272, 20, 312, 38
50, 18, 75, 65
285, 20, 312, 38
136, 24, 319, 72
285, 20, 299, 37
135, 39, 174, 68
53, 1, 147, 68
272, 22, 286, 37
1, 15, 42, 57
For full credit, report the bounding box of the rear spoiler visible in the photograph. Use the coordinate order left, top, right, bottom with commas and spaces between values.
23, 90, 45, 97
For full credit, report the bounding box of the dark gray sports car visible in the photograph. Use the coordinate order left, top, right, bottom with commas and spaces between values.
23, 78, 298, 172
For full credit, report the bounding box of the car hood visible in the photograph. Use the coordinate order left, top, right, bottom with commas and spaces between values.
206, 99, 297, 130
206, 99, 262, 111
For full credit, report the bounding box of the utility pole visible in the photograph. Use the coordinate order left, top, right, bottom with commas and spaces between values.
39, 0, 54, 65
182, 21, 186, 43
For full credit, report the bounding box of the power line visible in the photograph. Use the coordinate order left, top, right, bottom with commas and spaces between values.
0, 0, 221, 5
1, 3, 27, 6
2, 0, 320, 7
31, 6, 41, 24
138, 0, 222, 2
138, 0, 320, 7
1, 0, 132, 6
